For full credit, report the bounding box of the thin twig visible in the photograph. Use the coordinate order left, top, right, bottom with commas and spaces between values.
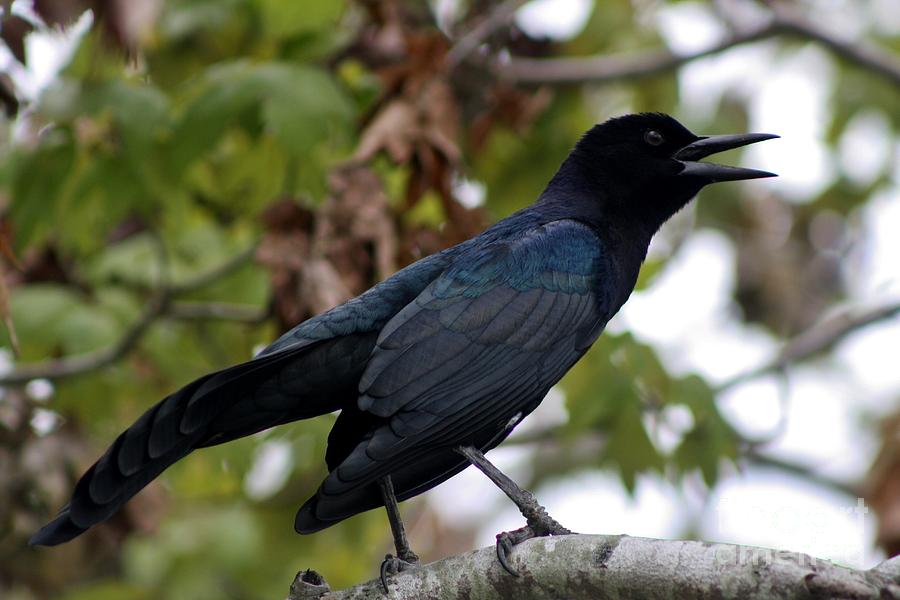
446, 0, 527, 69
0, 295, 166, 386
503, 12, 900, 88
744, 447, 859, 498
719, 300, 900, 392
503, 20, 778, 85
771, 4, 900, 88
494, 424, 858, 499
0, 246, 259, 386
0, 260, 19, 358
168, 302, 269, 323
169, 244, 258, 295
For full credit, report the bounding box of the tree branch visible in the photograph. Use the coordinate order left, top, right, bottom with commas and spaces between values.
503, 11, 900, 88
446, 0, 527, 69
503, 20, 778, 85
168, 244, 258, 295
503, 422, 857, 498
168, 301, 269, 323
744, 447, 860, 498
289, 534, 900, 599
770, 5, 900, 88
0, 246, 259, 386
497, 303, 900, 495
0, 295, 166, 386
719, 299, 900, 392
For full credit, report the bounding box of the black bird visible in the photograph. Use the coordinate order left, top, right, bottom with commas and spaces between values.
30, 113, 776, 581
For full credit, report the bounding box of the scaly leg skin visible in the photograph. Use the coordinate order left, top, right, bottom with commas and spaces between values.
457, 445, 574, 577
378, 476, 419, 593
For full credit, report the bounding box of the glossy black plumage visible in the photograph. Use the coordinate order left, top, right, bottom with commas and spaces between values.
31, 113, 776, 546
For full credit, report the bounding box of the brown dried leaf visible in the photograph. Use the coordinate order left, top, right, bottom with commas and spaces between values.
359, 79, 461, 211
735, 197, 843, 334
93, 0, 162, 53
1, 15, 34, 65
402, 32, 450, 89
418, 79, 461, 163
258, 173, 397, 332
0, 223, 21, 356
319, 166, 396, 282
356, 0, 408, 65
0, 219, 22, 271
0, 261, 19, 357
470, 85, 553, 149
260, 197, 314, 235
257, 199, 314, 331
354, 98, 417, 164
15, 246, 73, 286
400, 225, 445, 264
0, 72, 18, 117
866, 411, 900, 557
34, 0, 90, 28
299, 258, 352, 316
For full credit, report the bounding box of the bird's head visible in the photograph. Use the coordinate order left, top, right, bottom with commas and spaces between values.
553, 113, 778, 233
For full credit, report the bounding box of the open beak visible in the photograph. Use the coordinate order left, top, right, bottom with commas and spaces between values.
674, 133, 779, 182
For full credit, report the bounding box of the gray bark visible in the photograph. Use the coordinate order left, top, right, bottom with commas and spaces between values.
287, 534, 900, 600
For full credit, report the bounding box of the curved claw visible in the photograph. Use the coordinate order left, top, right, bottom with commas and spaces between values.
495, 533, 520, 577
379, 553, 417, 594
380, 555, 392, 594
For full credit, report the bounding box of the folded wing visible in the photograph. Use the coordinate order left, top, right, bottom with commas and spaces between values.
297, 219, 611, 531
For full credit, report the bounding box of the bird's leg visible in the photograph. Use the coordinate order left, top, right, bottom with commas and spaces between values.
378, 475, 418, 593
456, 445, 573, 576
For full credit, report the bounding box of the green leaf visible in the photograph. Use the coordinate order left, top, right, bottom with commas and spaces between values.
673, 422, 732, 486
85, 234, 163, 288
170, 62, 351, 171
9, 135, 76, 249
604, 402, 664, 492
40, 79, 171, 151
257, 64, 354, 155
169, 62, 264, 169
59, 581, 149, 600
8, 284, 82, 356
56, 304, 121, 354
256, 0, 343, 38
160, 0, 242, 41
670, 375, 739, 486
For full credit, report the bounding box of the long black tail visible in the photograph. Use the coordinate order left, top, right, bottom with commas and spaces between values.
29, 346, 325, 546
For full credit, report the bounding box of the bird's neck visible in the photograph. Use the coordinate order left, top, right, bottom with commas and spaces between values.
538, 159, 656, 253
537, 158, 658, 307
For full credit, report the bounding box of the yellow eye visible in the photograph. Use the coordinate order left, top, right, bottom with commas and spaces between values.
644, 130, 664, 146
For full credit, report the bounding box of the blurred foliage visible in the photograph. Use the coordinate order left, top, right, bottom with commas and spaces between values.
0, 0, 897, 598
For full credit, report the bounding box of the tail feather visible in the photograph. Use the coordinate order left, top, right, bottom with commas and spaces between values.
29, 351, 300, 547
30, 332, 375, 547
118, 396, 168, 476
88, 434, 127, 504
29, 505, 86, 546
147, 384, 191, 458
181, 356, 296, 434
30, 380, 211, 545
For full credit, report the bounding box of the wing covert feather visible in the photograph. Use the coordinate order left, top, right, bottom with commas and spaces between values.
348, 220, 609, 473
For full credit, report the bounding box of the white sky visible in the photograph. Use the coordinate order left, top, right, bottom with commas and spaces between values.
5, 0, 899, 572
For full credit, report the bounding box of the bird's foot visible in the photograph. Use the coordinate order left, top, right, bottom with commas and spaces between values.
379, 551, 419, 594
495, 525, 534, 576
495, 514, 573, 577
455, 446, 575, 576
